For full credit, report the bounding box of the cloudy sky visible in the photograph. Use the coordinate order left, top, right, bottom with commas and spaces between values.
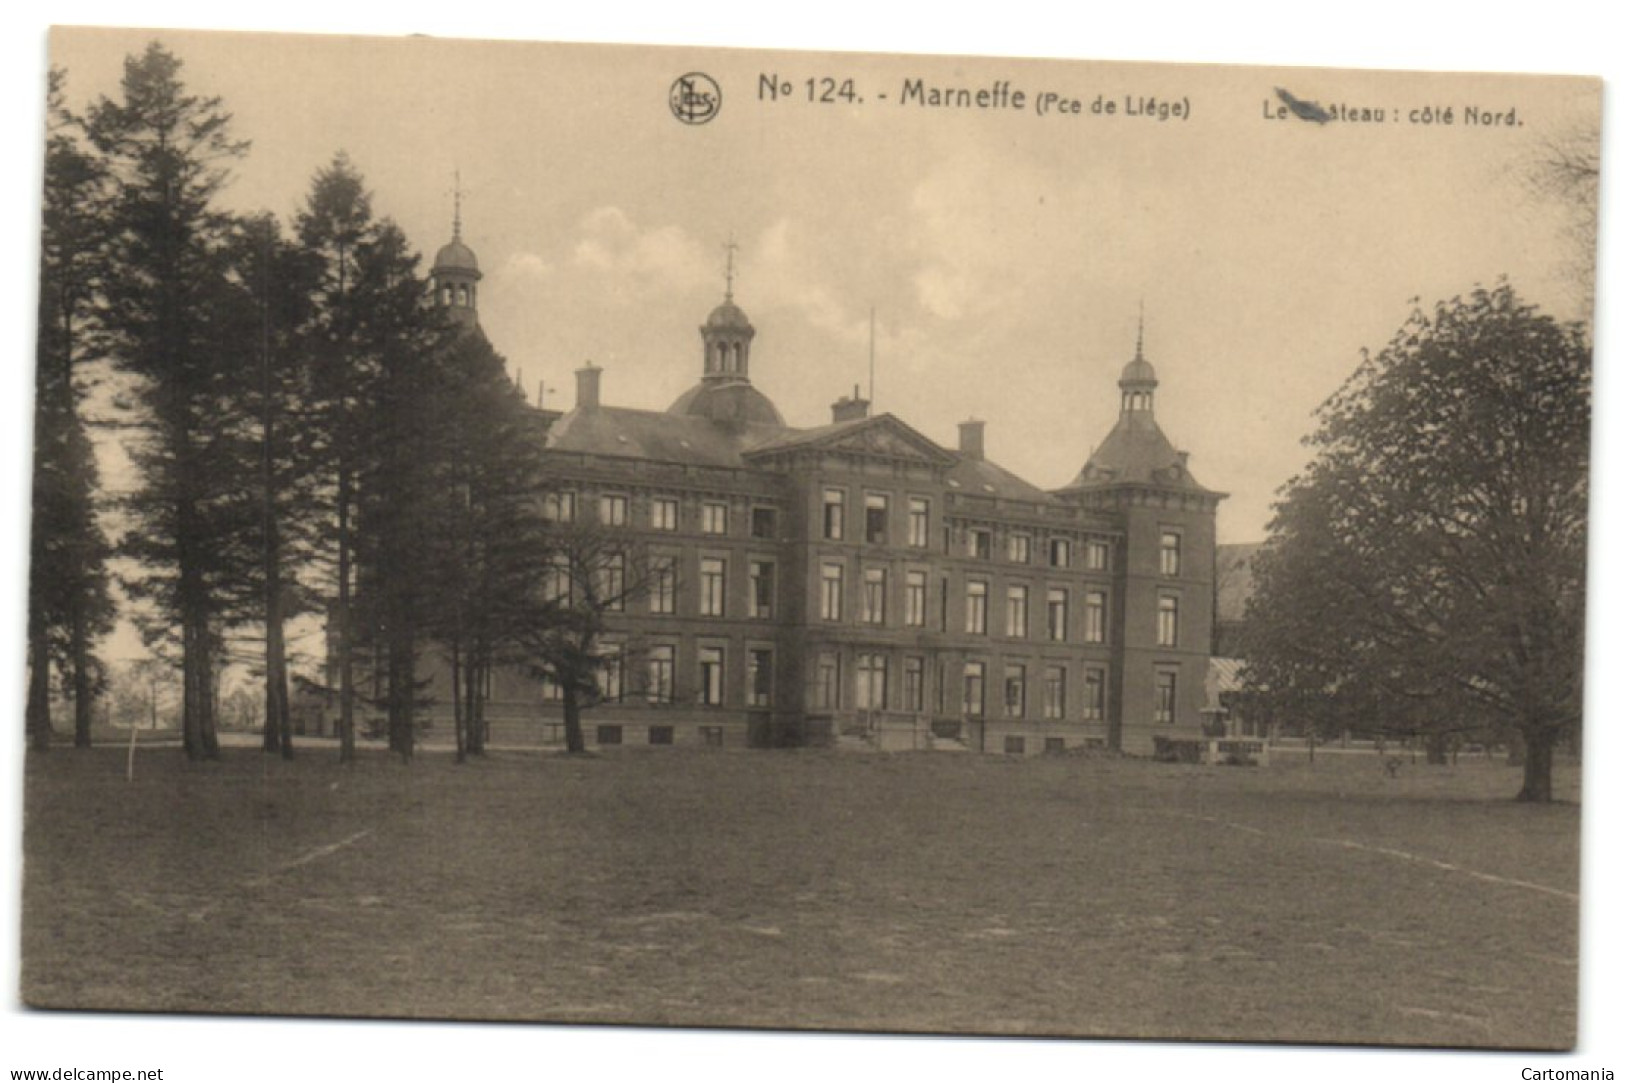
46, 27, 1600, 545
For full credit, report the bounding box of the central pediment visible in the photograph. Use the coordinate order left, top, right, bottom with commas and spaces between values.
743, 413, 958, 467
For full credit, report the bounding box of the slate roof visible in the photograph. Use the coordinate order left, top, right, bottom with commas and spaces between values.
946, 454, 1056, 504
1056, 410, 1214, 494
544, 405, 785, 468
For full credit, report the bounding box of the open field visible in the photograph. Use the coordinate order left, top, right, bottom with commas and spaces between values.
20, 746, 1579, 1047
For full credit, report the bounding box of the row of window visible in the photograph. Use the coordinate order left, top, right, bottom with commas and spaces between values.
543, 644, 774, 709
813, 653, 1111, 721
542, 644, 1180, 725
543, 491, 776, 539
539, 489, 1185, 583
545, 551, 1179, 648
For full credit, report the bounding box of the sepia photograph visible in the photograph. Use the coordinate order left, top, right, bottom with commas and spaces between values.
3, 8, 1618, 1082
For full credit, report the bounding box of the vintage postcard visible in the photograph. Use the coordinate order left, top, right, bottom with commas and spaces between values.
18, 23, 1601, 1067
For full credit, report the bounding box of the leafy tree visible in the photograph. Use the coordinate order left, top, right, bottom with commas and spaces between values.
1243, 283, 1588, 801
516, 521, 657, 754
29, 68, 116, 751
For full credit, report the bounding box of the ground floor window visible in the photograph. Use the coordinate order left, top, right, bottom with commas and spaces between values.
1004, 735, 1026, 755
1156, 670, 1178, 724
1042, 665, 1065, 720
855, 652, 887, 711
1004, 664, 1026, 719
700, 725, 724, 748
648, 725, 674, 745
1083, 668, 1105, 720
748, 648, 773, 707
596, 724, 623, 745
646, 645, 674, 704
815, 652, 841, 710
903, 657, 925, 713
963, 661, 986, 718
1044, 737, 1066, 756
699, 647, 724, 706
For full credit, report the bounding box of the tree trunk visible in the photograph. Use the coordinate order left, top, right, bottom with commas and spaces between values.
562, 683, 586, 754
1516, 726, 1557, 803
71, 602, 93, 748
451, 638, 466, 765
1425, 730, 1449, 764
25, 614, 52, 753
337, 468, 356, 765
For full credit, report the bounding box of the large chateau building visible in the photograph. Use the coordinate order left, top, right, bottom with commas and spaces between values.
411, 225, 1225, 755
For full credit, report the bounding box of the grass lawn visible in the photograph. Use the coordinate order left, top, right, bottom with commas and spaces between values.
20, 745, 1580, 1048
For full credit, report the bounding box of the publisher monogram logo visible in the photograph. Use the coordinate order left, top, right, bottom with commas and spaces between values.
670, 73, 721, 125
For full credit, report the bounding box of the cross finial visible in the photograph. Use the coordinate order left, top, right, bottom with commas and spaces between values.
452, 168, 464, 242
723, 233, 739, 301
1135, 299, 1146, 360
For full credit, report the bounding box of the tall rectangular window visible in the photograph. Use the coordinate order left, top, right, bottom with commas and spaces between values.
1157, 594, 1180, 647
751, 506, 776, 538
1085, 540, 1109, 571
649, 556, 676, 615
646, 645, 674, 704
815, 652, 841, 710
865, 493, 889, 545
822, 488, 845, 540
699, 558, 726, 617
1007, 534, 1031, 564
855, 652, 887, 711
907, 497, 930, 548
543, 491, 576, 523
749, 559, 774, 619
1082, 668, 1105, 720
699, 647, 724, 706
544, 554, 572, 604
820, 562, 844, 621
862, 567, 887, 625
597, 644, 624, 702
968, 529, 992, 559
1084, 590, 1106, 643
598, 552, 626, 610
1160, 530, 1182, 576
651, 496, 679, 531
599, 493, 627, 526
1005, 664, 1027, 719
1156, 670, 1177, 724
1043, 665, 1066, 720
701, 501, 728, 535
1047, 587, 1068, 641
966, 580, 988, 635
904, 570, 927, 627
1049, 538, 1071, 568
963, 661, 986, 718
1006, 585, 1029, 639
903, 656, 925, 712
748, 648, 772, 707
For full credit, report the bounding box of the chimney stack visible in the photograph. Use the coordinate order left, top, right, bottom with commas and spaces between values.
575, 362, 601, 410
958, 418, 985, 460
831, 383, 871, 423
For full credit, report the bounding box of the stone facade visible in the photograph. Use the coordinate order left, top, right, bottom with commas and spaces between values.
401, 230, 1225, 755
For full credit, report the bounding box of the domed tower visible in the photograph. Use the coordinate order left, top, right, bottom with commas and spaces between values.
1118, 319, 1158, 416
430, 180, 481, 329
668, 240, 785, 427
1053, 310, 1225, 756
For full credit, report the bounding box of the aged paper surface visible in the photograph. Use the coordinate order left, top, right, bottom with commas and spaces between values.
9, 17, 1612, 1083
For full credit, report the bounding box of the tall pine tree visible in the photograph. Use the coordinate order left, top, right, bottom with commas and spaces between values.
29, 67, 114, 751
85, 43, 249, 759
